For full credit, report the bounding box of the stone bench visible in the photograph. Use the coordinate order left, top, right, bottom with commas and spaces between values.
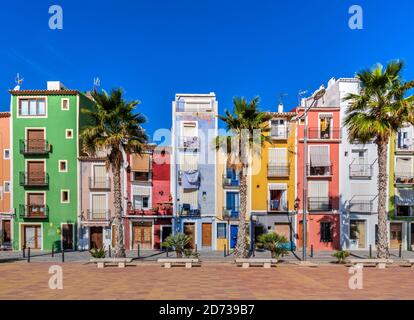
157, 258, 200, 268
347, 258, 393, 269
235, 258, 278, 268
90, 258, 133, 268
400, 259, 414, 267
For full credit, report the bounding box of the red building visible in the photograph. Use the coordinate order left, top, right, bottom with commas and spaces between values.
296, 94, 341, 251
124, 146, 173, 250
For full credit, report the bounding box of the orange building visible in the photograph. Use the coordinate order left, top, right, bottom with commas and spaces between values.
0, 112, 12, 249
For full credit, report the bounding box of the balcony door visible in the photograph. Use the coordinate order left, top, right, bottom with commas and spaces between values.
93, 165, 107, 188
308, 181, 329, 211
319, 115, 332, 139
27, 193, 45, 217
27, 161, 45, 185
91, 194, 107, 220
27, 129, 44, 152
226, 192, 239, 218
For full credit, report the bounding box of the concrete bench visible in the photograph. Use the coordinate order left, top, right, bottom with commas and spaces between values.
157, 258, 200, 268
235, 258, 278, 268
347, 258, 393, 269
90, 258, 133, 268
400, 259, 414, 267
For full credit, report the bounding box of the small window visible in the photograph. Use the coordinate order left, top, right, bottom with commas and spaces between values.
59, 160, 68, 172
3, 149, 10, 159
65, 129, 73, 139
396, 205, 411, 217
217, 223, 227, 239
4, 182, 10, 193
61, 98, 70, 110
61, 190, 70, 203
320, 222, 332, 243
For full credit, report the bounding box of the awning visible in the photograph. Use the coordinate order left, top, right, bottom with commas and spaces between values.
395, 189, 414, 206
131, 153, 150, 172
269, 183, 287, 191
310, 146, 330, 167
132, 185, 151, 196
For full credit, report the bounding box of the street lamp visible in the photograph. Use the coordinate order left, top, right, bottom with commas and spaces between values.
297, 85, 326, 262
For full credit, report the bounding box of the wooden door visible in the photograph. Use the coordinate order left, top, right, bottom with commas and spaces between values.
62, 224, 74, 250
27, 129, 44, 152
184, 223, 195, 249
23, 225, 41, 249
27, 193, 45, 217
133, 223, 152, 249
202, 223, 212, 247
390, 223, 402, 249
2, 220, 11, 243
90, 227, 103, 249
27, 161, 44, 185
275, 223, 291, 241
297, 221, 308, 249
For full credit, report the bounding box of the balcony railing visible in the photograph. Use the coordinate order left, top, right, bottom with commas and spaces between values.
179, 205, 201, 216
223, 206, 240, 219
348, 200, 373, 213
19, 204, 49, 219
268, 165, 289, 178
87, 209, 110, 221
308, 197, 332, 212
395, 172, 414, 185
268, 200, 288, 212
308, 128, 341, 140
179, 136, 200, 149
396, 142, 414, 153
89, 177, 111, 190
270, 126, 289, 139
349, 164, 373, 179
20, 139, 50, 155
307, 165, 332, 177
19, 172, 49, 187
222, 174, 240, 187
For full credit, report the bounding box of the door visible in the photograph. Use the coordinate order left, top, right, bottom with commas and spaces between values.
133, 223, 153, 249
62, 224, 74, 250
226, 192, 239, 217
161, 226, 172, 244
23, 225, 41, 249
90, 226, 103, 249
91, 194, 107, 220
93, 165, 107, 188
202, 223, 212, 247
297, 221, 308, 249
350, 220, 366, 248
27, 161, 45, 185
27, 193, 45, 217
390, 223, 403, 249
184, 223, 195, 249
27, 129, 44, 152
274, 223, 291, 241
230, 225, 238, 249
2, 220, 11, 244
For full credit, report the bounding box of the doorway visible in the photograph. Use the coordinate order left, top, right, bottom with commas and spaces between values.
230, 225, 238, 249
411, 223, 414, 251
1, 220, 11, 245
390, 223, 403, 249
184, 223, 195, 249
161, 225, 172, 245
62, 224, 74, 250
90, 226, 103, 249
22, 225, 42, 249
274, 223, 291, 241
297, 221, 308, 249
202, 223, 212, 247
133, 222, 153, 249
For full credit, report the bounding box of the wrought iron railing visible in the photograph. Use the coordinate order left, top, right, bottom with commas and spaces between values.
19, 172, 49, 187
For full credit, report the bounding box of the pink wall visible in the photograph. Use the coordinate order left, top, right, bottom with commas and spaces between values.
0, 114, 10, 214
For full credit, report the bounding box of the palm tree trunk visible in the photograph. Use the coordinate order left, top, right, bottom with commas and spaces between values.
234, 170, 249, 258
376, 140, 390, 259
112, 163, 126, 258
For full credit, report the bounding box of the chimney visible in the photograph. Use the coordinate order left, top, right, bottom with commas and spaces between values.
47, 81, 65, 90
278, 102, 284, 113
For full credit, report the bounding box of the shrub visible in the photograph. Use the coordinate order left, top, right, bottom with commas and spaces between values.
184, 249, 200, 259
162, 233, 191, 258
332, 250, 350, 264
257, 233, 289, 259
89, 247, 106, 258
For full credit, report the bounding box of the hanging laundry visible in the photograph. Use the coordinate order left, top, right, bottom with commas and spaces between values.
181, 170, 200, 189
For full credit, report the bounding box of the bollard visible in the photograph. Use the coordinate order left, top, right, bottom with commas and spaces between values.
223, 244, 227, 258
137, 244, 140, 257
399, 244, 402, 258
310, 245, 314, 258
27, 247, 31, 263
52, 244, 54, 258
62, 248, 65, 263
166, 246, 169, 257
253, 246, 255, 258
22, 245, 26, 258
195, 244, 198, 253
108, 245, 111, 258
369, 244, 372, 258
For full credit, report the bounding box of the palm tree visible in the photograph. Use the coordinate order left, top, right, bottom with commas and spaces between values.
80, 88, 148, 258
218, 97, 272, 258
344, 61, 414, 259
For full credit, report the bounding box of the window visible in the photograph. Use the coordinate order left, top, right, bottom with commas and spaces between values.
3, 149, 10, 159
133, 171, 150, 181
133, 195, 150, 210
319, 115, 332, 139
61, 190, 70, 203
19, 98, 46, 116
59, 160, 68, 172
65, 129, 73, 139
320, 222, 332, 242
217, 223, 227, 239
4, 182, 10, 193
396, 205, 411, 217
61, 98, 69, 110
350, 220, 366, 248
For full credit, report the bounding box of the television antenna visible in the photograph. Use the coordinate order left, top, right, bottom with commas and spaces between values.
93, 77, 101, 89
14, 73, 24, 90
298, 89, 308, 105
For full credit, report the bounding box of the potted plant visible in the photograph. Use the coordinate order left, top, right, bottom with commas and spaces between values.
162, 233, 191, 258
332, 250, 350, 264
89, 247, 106, 259
257, 233, 289, 259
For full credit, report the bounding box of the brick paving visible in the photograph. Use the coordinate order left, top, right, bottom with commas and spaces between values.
0, 262, 413, 300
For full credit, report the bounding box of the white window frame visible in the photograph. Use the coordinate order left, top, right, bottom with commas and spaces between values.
3, 181, 10, 193
60, 189, 70, 204
3, 149, 10, 160
61, 98, 70, 111
16, 96, 48, 119
58, 160, 68, 173
65, 129, 74, 139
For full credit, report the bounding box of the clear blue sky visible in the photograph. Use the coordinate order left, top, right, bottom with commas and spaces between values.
1, 0, 413, 141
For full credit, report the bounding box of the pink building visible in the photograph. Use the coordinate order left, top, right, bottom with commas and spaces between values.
0, 112, 11, 249
124, 147, 173, 250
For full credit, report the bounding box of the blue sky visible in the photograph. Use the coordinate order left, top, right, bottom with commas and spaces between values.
1, 0, 413, 140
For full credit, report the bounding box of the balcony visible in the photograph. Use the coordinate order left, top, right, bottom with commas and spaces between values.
131, 171, 152, 183
395, 172, 414, 185
223, 206, 239, 219
87, 209, 110, 221
348, 200, 374, 213
268, 165, 289, 178
178, 136, 200, 149
268, 200, 288, 212
222, 174, 240, 187
307, 128, 341, 140
308, 197, 332, 212
19, 205, 49, 219
19, 172, 49, 187
179, 204, 201, 217
307, 165, 332, 177
349, 164, 373, 179
396, 143, 414, 154
270, 126, 289, 140
20, 139, 50, 155
89, 177, 111, 190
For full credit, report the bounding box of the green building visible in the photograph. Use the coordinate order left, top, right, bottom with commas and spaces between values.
10, 81, 95, 250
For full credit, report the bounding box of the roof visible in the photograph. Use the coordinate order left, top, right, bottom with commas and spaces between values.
0, 112, 10, 118
9, 90, 79, 95
267, 111, 296, 118
78, 156, 106, 162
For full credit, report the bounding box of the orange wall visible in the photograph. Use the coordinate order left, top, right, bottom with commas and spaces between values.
0, 115, 10, 213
